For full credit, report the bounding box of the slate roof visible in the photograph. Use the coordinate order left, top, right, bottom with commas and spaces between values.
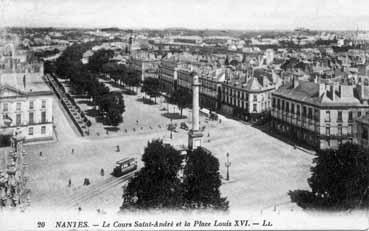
273, 80, 363, 107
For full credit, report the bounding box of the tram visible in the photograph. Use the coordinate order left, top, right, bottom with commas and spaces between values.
112, 157, 138, 177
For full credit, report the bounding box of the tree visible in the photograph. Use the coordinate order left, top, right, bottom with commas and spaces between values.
308, 143, 369, 208
99, 92, 125, 126
289, 143, 369, 209
183, 147, 228, 210
102, 62, 127, 84
87, 49, 114, 73
44, 60, 56, 74
122, 140, 184, 209
142, 77, 161, 103
125, 74, 141, 93
170, 88, 192, 116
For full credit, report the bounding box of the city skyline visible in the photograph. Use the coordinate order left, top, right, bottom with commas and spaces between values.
2, 0, 369, 30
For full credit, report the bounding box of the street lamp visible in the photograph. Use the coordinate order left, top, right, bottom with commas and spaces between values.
170, 117, 173, 139
225, 152, 231, 181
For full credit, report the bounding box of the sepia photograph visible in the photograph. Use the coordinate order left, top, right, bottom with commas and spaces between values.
0, 0, 369, 230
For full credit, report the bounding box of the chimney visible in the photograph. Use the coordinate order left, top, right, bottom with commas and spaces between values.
361, 79, 365, 100
292, 76, 299, 88
319, 83, 325, 97
330, 85, 335, 101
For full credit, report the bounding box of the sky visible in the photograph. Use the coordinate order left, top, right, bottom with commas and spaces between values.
1, 0, 369, 30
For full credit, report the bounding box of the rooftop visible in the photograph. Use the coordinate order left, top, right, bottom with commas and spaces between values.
274, 80, 363, 107
0, 73, 52, 97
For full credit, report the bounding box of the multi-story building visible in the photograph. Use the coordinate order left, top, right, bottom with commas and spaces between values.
0, 43, 53, 142
0, 74, 54, 142
220, 68, 280, 120
158, 60, 178, 95
356, 115, 369, 149
271, 79, 369, 150
177, 63, 196, 92
199, 69, 225, 111
130, 51, 161, 82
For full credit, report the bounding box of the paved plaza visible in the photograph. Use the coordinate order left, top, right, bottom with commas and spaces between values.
7, 83, 314, 213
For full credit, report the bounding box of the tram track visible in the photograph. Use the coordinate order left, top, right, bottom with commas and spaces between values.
58, 172, 136, 208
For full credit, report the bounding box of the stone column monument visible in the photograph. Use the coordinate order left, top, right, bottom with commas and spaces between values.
188, 73, 203, 150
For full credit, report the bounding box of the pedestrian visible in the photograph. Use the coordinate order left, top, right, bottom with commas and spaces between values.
83, 178, 90, 186
39, 151, 42, 157
68, 178, 71, 187
78, 206, 82, 212
100, 168, 104, 176
116, 145, 120, 152
136, 120, 139, 125
71, 149, 74, 154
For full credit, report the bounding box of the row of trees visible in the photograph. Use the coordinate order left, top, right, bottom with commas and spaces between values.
169, 88, 192, 116
122, 140, 228, 210
54, 44, 125, 126
101, 62, 141, 93
141, 77, 161, 103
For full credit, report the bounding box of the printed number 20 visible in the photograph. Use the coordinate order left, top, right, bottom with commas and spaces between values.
37, 222, 45, 228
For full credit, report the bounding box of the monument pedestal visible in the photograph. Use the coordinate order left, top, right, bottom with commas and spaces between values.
188, 130, 203, 150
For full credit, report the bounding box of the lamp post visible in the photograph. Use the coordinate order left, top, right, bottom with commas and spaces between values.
225, 152, 231, 181
170, 117, 173, 139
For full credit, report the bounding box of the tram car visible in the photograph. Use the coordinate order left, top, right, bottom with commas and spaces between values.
112, 157, 138, 177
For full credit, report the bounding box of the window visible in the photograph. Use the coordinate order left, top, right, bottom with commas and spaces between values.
286, 102, 289, 113
16, 114, 21, 126
253, 95, 257, 101
28, 127, 33, 136
297, 105, 300, 116
348, 111, 353, 122
314, 109, 319, 121
29, 101, 34, 110
338, 125, 342, 136
16, 102, 21, 111
3, 102, 8, 112
41, 111, 46, 123
291, 103, 295, 114
325, 111, 331, 122
337, 111, 342, 122
29, 112, 34, 124
282, 100, 285, 111
277, 99, 280, 110
253, 104, 257, 112
326, 126, 330, 136
358, 111, 362, 117
272, 98, 276, 107
41, 126, 46, 134
303, 106, 307, 117
41, 100, 46, 109
308, 108, 313, 119
348, 124, 353, 134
